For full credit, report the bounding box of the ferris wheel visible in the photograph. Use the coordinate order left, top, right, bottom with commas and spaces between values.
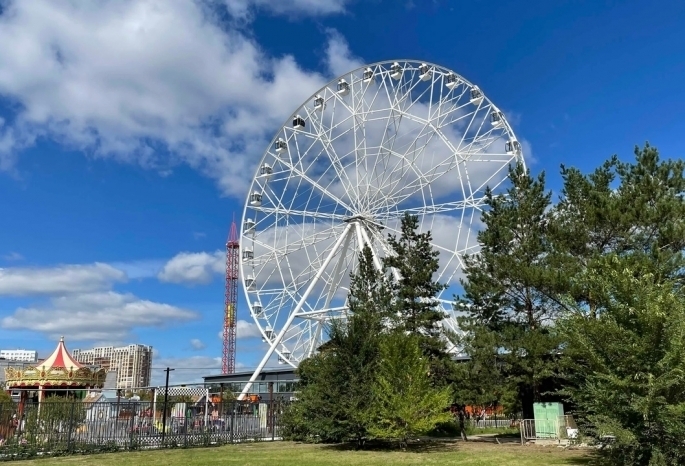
239, 60, 524, 387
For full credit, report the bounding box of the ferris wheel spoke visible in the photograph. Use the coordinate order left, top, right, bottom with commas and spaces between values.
374, 197, 488, 221
271, 153, 355, 214
251, 206, 347, 222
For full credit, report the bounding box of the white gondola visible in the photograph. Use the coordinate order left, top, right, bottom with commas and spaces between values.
505, 139, 521, 155
244, 218, 255, 234
313, 95, 325, 111
362, 67, 374, 83
242, 248, 254, 262
490, 110, 504, 128
245, 274, 256, 291
263, 326, 274, 342
292, 115, 305, 129
337, 78, 350, 96
390, 62, 403, 80
418, 63, 431, 81
252, 301, 263, 317
278, 350, 292, 364
259, 163, 273, 180
470, 86, 483, 105
249, 191, 262, 207
446, 73, 460, 90
274, 138, 287, 153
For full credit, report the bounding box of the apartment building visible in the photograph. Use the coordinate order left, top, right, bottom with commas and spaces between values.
0, 349, 38, 363
72, 344, 153, 389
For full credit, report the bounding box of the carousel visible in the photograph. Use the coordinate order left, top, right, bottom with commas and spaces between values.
4, 337, 106, 404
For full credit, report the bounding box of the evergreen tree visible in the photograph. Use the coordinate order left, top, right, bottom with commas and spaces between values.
550, 144, 685, 318
383, 213, 452, 384
365, 332, 453, 448
281, 245, 391, 444
559, 255, 685, 465
456, 162, 562, 416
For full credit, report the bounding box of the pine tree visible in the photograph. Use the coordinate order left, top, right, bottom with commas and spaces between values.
365, 332, 453, 448
456, 162, 562, 416
383, 213, 452, 384
281, 245, 391, 444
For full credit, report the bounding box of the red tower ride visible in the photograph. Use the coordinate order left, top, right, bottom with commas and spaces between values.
222, 219, 239, 374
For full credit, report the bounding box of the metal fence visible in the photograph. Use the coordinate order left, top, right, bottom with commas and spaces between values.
519, 415, 578, 443
468, 418, 516, 429
0, 398, 288, 462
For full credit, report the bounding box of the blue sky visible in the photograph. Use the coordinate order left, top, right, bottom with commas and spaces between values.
0, 0, 683, 385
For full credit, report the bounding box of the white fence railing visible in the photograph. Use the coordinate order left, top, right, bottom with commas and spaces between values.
520, 415, 578, 443
468, 419, 514, 429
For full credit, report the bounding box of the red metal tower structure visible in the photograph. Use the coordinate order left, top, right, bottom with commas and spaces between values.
222, 219, 239, 374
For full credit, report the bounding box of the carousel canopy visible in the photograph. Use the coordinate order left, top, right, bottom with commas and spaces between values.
37, 336, 83, 371
3, 337, 105, 389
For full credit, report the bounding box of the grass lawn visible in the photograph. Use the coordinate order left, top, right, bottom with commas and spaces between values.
5, 440, 592, 466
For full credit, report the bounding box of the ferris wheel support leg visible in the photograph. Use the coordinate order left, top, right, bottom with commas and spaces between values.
358, 224, 383, 271
369, 227, 402, 282
238, 223, 354, 400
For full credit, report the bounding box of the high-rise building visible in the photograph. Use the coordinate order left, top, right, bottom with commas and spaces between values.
0, 349, 38, 362
72, 344, 153, 389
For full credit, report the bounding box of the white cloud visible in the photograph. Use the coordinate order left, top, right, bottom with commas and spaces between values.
1, 291, 198, 341
324, 28, 364, 77
0, 263, 126, 296
223, 0, 350, 19
2, 252, 24, 261
0, 0, 358, 197
237, 319, 262, 339
190, 338, 206, 351
150, 355, 246, 386
158, 250, 224, 285
217, 319, 262, 340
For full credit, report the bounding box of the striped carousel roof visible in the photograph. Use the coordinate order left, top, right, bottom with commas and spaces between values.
37, 336, 83, 371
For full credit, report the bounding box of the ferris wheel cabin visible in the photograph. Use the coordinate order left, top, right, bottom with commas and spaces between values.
419, 63, 431, 81
245, 274, 256, 291
313, 95, 325, 111
390, 62, 403, 80
274, 138, 287, 153
446, 73, 460, 90
292, 115, 305, 129
363, 67, 374, 83
470, 86, 483, 105
490, 110, 504, 128
249, 191, 262, 207
259, 163, 273, 180
337, 78, 350, 96
244, 218, 255, 234
505, 139, 522, 155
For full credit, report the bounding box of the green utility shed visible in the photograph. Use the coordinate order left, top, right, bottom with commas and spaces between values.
533, 402, 564, 438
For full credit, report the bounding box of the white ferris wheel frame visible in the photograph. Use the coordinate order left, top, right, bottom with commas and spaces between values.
237, 59, 525, 399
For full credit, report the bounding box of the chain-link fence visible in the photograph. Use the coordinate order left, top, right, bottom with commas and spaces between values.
0, 398, 288, 462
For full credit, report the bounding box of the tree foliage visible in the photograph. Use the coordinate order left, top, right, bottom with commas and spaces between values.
559, 256, 685, 465
456, 162, 562, 415
283, 217, 454, 446
458, 143, 685, 464
366, 333, 453, 446
282, 246, 389, 444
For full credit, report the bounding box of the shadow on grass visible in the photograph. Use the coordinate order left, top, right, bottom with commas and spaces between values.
321, 439, 457, 453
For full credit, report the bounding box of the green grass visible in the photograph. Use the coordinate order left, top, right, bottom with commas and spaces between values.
4, 440, 592, 466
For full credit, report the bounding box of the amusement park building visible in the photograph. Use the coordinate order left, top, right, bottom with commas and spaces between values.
204, 368, 297, 402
